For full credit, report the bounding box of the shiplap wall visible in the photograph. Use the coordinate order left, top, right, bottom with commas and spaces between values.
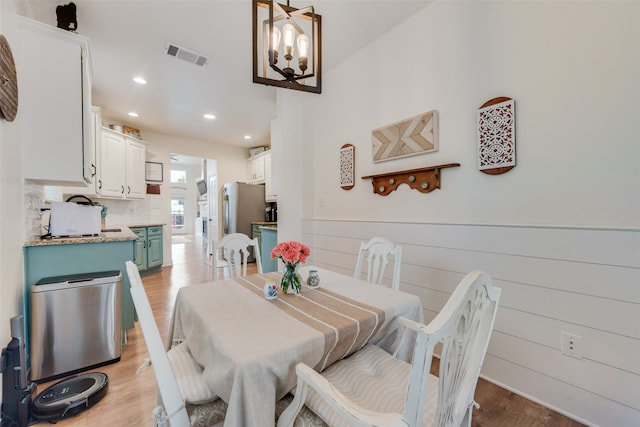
302, 219, 640, 426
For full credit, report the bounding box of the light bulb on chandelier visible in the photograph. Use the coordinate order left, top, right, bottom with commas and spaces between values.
253, 0, 322, 94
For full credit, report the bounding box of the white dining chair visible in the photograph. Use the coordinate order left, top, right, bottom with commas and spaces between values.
126, 261, 227, 427
277, 270, 501, 427
213, 233, 263, 279
353, 237, 402, 290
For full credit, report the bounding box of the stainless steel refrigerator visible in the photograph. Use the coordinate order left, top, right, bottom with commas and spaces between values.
222, 181, 266, 238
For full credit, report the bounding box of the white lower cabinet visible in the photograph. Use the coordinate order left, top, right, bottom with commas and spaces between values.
97, 127, 146, 199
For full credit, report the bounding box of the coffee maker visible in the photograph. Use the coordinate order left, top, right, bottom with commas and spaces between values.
264, 202, 277, 222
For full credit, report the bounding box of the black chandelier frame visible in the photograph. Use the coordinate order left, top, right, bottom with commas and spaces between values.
252, 0, 322, 94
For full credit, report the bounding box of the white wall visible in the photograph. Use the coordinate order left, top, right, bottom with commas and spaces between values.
304, 220, 639, 426
305, 1, 639, 227
0, 0, 23, 403
272, 90, 305, 243
277, 1, 640, 425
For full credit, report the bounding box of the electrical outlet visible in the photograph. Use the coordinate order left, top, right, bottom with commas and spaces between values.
561, 332, 583, 359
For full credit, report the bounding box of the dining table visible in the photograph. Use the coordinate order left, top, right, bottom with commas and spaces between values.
169, 266, 424, 427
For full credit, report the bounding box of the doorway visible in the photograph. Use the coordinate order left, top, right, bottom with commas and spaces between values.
170, 154, 218, 260
171, 196, 185, 231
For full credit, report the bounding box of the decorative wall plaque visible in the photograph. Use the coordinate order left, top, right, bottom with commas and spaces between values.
372, 110, 438, 163
145, 161, 163, 182
0, 35, 18, 122
477, 97, 515, 174
339, 144, 355, 190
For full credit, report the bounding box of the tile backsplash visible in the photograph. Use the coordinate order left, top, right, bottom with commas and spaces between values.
24, 182, 45, 241
25, 183, 166, 242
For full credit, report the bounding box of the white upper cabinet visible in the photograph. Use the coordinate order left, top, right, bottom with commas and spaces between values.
247, 150, 276, 201
96, 127, 145, 199
97, 128, 126, 198
264, 151, 276, 202
247, 153, 266, 184
126, 137, 146, 199
18, 16, 94, 187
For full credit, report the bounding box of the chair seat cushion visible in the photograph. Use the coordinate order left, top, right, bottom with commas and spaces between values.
304, 344, 439, 427
168, 342, 218, 404
276, 394, 329, 427
186, 399, 228, 426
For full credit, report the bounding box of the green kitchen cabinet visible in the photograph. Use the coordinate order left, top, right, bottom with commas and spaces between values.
131, 225, 163, 272
252, 224, 262, 251
23, 239, 137, 348
132, 227, 147, 270
147, 226, 163, 268
261, 227, 278, 273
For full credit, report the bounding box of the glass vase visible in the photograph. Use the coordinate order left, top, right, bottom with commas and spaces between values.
281, 263, 302, 294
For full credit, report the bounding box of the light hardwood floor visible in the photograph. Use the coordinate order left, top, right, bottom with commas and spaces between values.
32, 234, 584, 426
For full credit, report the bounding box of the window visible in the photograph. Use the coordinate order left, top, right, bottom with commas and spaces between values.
171, 170, 187, 183
171, 198, 185, 229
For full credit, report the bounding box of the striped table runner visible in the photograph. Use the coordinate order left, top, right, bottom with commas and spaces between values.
236, 273, 386, 371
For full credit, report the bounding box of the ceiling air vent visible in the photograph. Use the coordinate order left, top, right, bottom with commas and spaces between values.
164, 42, 208, 67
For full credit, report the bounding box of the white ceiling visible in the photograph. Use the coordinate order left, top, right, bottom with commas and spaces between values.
19, 0, 431, 149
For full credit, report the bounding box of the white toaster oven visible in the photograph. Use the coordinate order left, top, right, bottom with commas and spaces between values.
49, 201, 101, 237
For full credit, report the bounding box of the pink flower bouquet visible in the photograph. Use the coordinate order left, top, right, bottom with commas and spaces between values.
271, 241, 311, 293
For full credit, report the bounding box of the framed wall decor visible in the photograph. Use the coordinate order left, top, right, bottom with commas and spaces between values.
0, 35, 18, 122
145, 161, 163, 182
339, 144, 355, 190
477, 97, 516, 174
371, 110, 438, 163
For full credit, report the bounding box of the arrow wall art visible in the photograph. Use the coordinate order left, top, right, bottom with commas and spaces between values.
371, 110, 438, 163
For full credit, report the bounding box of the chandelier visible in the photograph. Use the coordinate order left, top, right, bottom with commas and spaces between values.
252, 0, 322, 94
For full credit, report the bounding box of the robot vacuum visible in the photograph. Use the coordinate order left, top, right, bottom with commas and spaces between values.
31, 372, 108, 421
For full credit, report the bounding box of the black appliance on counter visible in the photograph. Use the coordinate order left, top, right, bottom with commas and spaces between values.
265, 202, 277, 222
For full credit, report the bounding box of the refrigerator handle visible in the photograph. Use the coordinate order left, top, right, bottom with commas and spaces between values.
223, 194, 229, 234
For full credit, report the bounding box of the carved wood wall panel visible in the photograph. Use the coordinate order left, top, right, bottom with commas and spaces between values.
340, 144, 355, 190
477, 97, 515, 175
372, 110, 438, 163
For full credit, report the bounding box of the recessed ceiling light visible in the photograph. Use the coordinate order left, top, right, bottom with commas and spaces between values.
133, 76, 147, 85
128, 112, 139, 117
244, 135, 251, 140
204, 113, 216, 120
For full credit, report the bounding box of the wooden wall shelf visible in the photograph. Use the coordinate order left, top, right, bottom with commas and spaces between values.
361, 163, 460, 196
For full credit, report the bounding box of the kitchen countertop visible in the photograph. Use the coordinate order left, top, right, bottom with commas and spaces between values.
25, 226, 139, 247
128, 223, 164, 228
251, 221, 277, 226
